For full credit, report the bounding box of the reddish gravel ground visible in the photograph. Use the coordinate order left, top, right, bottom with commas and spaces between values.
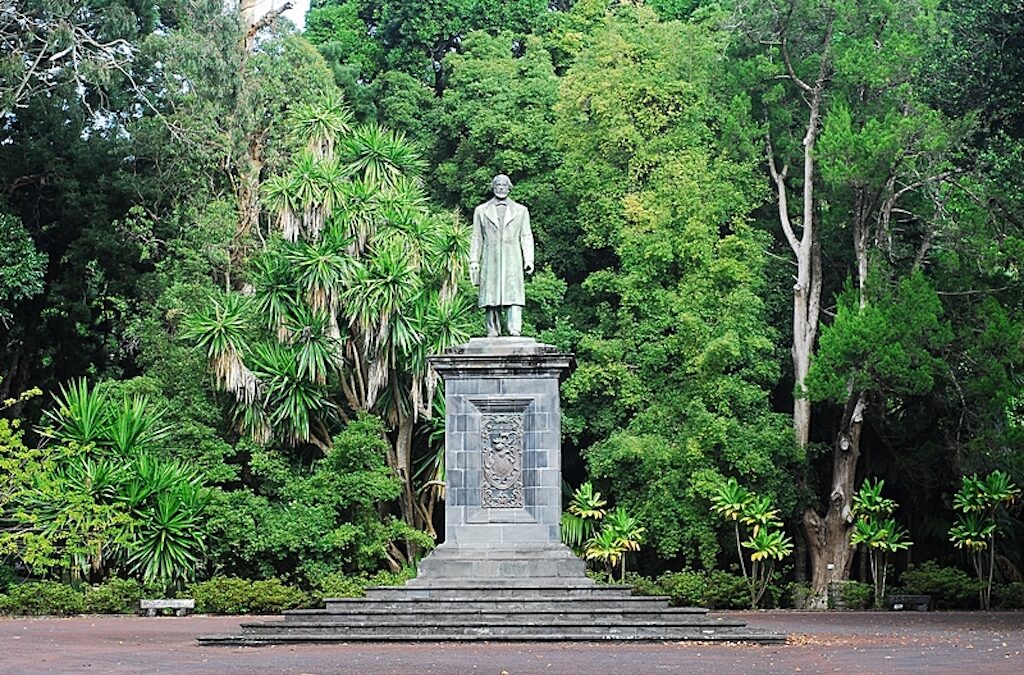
0, 610, 1021, 674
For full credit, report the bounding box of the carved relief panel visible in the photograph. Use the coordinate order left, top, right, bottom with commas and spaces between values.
480, 412, 525, 508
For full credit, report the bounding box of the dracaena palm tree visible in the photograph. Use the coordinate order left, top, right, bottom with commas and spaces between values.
288, 96, 352, 158
603, 506, 646, 578
343, 124, 427, 190
250, 341, 332, 451
182, 293, 259, 404
188, 97, 474, 562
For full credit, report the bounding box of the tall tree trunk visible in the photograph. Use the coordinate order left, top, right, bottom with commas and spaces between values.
232, 136, 262, 268
767, 21, 832, 452
803, 392, 866, 608
394, 409, 422, 558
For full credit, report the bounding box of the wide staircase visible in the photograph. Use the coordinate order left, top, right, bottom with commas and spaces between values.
197, 576, 785, 645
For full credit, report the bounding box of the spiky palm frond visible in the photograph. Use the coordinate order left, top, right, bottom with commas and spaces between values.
105, 395, 172, 456
250, 341, 330, 446
182, 294, 258, 402
261, 173, 301, 242
288, 96, 353, 158
343, 124, 427, 190
284, 304, 341, 385
39, 378, 111, 446
283, 236, 355, 314
427, 213, 471, 298
317, 156, 348, 221
335, 178, 381, 254
250, 252, 299, 339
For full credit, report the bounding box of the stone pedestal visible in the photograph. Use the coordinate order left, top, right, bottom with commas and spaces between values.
198, 338, 786, 644
414, 337, 581, 582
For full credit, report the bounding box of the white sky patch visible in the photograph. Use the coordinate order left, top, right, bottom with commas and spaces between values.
257, 0, 311, 30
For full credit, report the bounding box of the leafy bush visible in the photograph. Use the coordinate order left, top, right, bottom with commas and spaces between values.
830, 580, 873, 610
248, 579, 308, 613
312, 572, 367, 601
645, 570, 750, 609
0, 582, 84, 615
900, 561, 980, 609
994, 582, 1024, 609
309, 568, 416, 605
625, 573, 664, 598
187, 576, 307, 614
188, 577, 252, 614
0, 564, 15, 594
786, 582, 812, 609
84, 579, 143, 614
703, 570, 751, 609
655, 571, 706, 607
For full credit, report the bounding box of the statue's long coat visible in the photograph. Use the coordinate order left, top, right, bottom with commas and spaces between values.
470, 197, 534, 307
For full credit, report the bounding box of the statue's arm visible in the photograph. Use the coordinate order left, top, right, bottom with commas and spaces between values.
521, 206, 534, 274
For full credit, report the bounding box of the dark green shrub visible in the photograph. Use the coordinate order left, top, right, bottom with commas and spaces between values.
309, 568, 415, 605
365, 568, 415, 588
0, 564, 15, 594
84, 579, 143, 614
0, 582, 84, 615
626, 574, 664, 597
311, 572, 367, 603
900, 561, 980, 609
187, 577, 307, 614
585, 569, 619, 585
188, 577, 253, 614
830, 580, 873, 610
656, 571, 706, 607
703, 570, 749, 609
651, 570, 750, 609
248, 579, 307, 613
786, 582, 812, 609
994, 582, 1024, 609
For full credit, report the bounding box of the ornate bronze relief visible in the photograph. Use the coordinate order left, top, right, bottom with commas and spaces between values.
480, 412, 524, 508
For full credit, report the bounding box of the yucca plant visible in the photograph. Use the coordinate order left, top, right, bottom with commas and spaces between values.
560, 481, 607, 554
288, 96, 353, 158
104, 395, 172, 456
343, 124, 427, 190
123, 455, 208, 588
39, 378, 111, 446
850, 478, 911, 608
182, 293, 258, 403
950, 471, 1020, 609
187, 99, 474, 563
602, 506, 646, 578
250, 341, 332, 450
711, 477, 792, 608
285, 305, 339, 385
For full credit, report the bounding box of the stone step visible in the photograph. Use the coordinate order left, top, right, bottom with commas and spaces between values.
198, 626, 785, 645
278, 609, 726, 624
242, 620, 750, 636
364, 584, 639, 601
320, 597, 682, 613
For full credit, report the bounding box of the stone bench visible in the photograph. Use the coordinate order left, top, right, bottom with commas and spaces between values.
139, 598, 195, 617
887, 594, 931, 611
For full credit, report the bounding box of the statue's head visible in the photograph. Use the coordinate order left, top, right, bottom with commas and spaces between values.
491, 174, 512, 199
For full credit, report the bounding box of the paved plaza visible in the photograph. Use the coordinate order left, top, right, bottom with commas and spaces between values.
0, 610, 1021, 674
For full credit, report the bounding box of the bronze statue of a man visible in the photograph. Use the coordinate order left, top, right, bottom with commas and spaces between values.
469, 174, 534, 337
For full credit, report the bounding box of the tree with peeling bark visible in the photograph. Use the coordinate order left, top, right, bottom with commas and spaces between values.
0, 1, 157, 118
740, 0, 965, 607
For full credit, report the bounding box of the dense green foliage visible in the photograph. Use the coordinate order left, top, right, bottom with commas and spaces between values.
1, 0, 1022, 609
